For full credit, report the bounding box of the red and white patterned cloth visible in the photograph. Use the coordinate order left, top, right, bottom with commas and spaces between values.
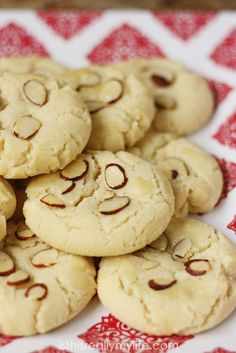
0, 10, 235, 353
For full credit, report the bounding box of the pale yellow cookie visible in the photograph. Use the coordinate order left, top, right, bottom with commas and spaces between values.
24, 151, 174, 256
0, 177, 16, 241
0, 177, 16, 220
0, 56, 66, 77
0, 72, 91, 178
98, 218, 236, 335
130, 130, 223, 216
114, 58, 214, 135
58, 65, 155, 151
0, 220, 96, 336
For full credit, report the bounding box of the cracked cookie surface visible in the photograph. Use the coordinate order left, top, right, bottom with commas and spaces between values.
24, 151, 174, 256
0, 72, 91, 178
130, 130, 223, 216
0, 220, 96, 336
0, 56, 66, 77
57, 65, 155, 151
98, 217, 236, 335
114, 58, 214, 135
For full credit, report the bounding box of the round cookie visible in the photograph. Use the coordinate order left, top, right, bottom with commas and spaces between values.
114, 58, 214, 135
98, 217, 236, 335
58, 65, 155, 151
0, 56, 66, 77
0, 220, 96, 336
0, 72, 91, 178
0, 177, 15, 241
130, 130, 223, 216
24, 151, 174, 256
0, 177, 16, 220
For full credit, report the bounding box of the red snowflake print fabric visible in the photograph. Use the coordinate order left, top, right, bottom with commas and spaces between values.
205, 348, 236, 353
31, 346, 71, 353
87, 24, 165, 65
78, 314, 193, 353
38, 11, 102, 40
153, 11, 216, 41
213, 112, 236, 149
0, 334, 19, 348
217, 159, 236, 200
228, 215, 236, 234
207, 80, 232, 107
0, 23, 48, 57
211, 28, 236, 70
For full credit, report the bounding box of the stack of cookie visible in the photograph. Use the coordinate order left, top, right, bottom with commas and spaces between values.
0, 56, 235, 337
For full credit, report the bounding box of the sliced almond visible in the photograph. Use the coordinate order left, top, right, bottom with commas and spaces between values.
7, 270, 30, 286
98, 196, 130, 215
86, 100, 106, 114
155, 95, 176, 110
40, 194, 65, 209
32, 249, 58, 268
61, 181, 75, 195
104, 190, 116, 199
15, 223, 35, 241
149, 235, 169, 252
148, 278, 177, 291
23, 79, 47, 106
151, 71, 174, 87
60, 159, 89, 181
172, 238, 192, 261
0, 251, 15, 276
13, 116, 41, 140
171, 170, 178, 180
78, 72, 101, 88
25, 283, 48, 300
105, 163, 128, 190
100, 79, 124, 104
185, 259, 210, 276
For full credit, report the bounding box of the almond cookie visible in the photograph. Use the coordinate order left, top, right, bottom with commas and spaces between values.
98, 217, 236, 335
0, 220, 96, 336
0, 177, 16, 220
58, 65, 155, 151
0, 72, 91, 178
0, 177, 16, 241
24, 151, 174, 256
130, 130, 223, 217
0, 56, 65, 77
114, 58, 214, 135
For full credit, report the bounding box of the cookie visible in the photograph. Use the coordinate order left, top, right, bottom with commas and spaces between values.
0, 56, 65, 77
114, 58, 214, 135
0, 177, 16, 240
0, 220, 96, 336
23, 151, 174, 256
0, 72, 91, 178
130, 130, 223, 216
58, 65, 155, 151
98, 217, 236, 335
0, 177, 16, 220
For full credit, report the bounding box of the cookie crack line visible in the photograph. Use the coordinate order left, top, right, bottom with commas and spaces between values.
55, 277, 74, 317
34, 293, 44, 334
117, 271, 162, 327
